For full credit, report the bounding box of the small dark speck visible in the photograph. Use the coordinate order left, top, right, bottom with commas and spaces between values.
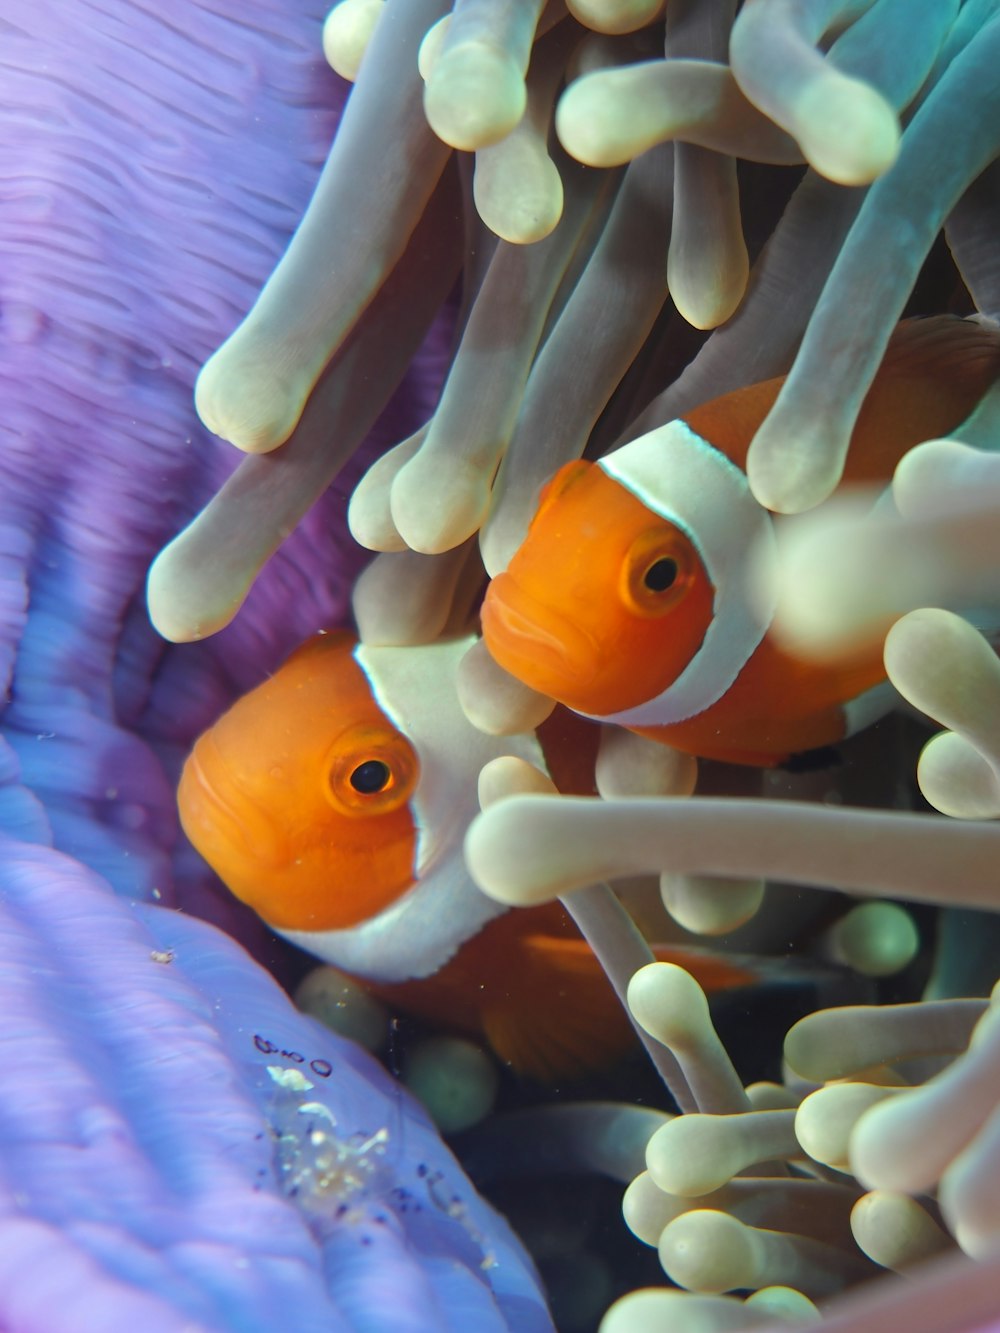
360, 1236, 372, 1247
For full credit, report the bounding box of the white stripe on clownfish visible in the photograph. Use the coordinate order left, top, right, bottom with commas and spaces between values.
596, 420, 778, 727
281, 635, 548, 983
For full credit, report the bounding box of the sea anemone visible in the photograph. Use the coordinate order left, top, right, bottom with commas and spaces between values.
11, 0, 1000, 1329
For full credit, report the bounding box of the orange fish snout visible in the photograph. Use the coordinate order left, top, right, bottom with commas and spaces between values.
482, 572, 603, 708
180, 735, 290, 871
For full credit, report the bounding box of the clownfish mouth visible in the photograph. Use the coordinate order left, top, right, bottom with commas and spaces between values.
482, 573, 605, 707
179, 737, 289, 870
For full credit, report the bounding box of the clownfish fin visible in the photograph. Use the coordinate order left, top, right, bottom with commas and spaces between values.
480, 934, 759, 1082
841, 316, 1000, 484
874, 314, 1000, 383
480, 933, 635, 1081
681, 315, 1000, 479
650, 943, 760, 993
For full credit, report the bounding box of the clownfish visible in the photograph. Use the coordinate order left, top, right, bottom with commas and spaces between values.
482, 317, 1000, 766
178, 631, 755, 1079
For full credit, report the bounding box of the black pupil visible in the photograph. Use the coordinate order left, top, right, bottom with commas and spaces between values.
643, 557, 678, 592
350, 760, 391, 794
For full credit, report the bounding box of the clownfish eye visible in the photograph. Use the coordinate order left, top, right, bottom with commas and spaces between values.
620, 528, 696, 617
324, 724, 419, 816
349, 759, 392, 794
643, 556, 678, 593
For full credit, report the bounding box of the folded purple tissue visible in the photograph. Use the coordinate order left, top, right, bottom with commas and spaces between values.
0, 842, 549, 1331
0, 2, 550, 1329
9, 1, 1000, 1331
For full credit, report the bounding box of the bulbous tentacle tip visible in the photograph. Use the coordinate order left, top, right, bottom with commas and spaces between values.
917, 731, 1000, 821
555, 73, 634, 168
885, 607, 1000, 818
464, 794, 561, 907
850, 1190, 952, 1272
402, 1035, 499, 1134
474, 141, 564, 245
194, 342, 308, 454
477, 754, 555, 811
601, 1287, 817, 1333
627, 962, 710, 1049
795, 76, 901, 187
146, 544, 202, 643
746, 426, 845, 514
458, 639, 556, 737
390, 453, 491, 555
891, 438, 990, 518
566, 0, 664, 38
322, 0, 385, 82
146, 533, 247, 644
423, 44, 526, 151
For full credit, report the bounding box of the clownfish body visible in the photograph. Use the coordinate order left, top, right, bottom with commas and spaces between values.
482, 317, 1000, 765
179, 632, 755, 1079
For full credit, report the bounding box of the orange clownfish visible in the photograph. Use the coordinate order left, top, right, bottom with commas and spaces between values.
178, 631, 755, 1079
482, 317, 1000, 766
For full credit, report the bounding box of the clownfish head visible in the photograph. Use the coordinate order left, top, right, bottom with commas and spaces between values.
178, 631, 421, 934
482, 458, 717, 717
178, 632, 548, 982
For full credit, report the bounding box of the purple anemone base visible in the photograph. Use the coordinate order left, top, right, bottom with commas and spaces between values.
0, 2, 551, 1328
